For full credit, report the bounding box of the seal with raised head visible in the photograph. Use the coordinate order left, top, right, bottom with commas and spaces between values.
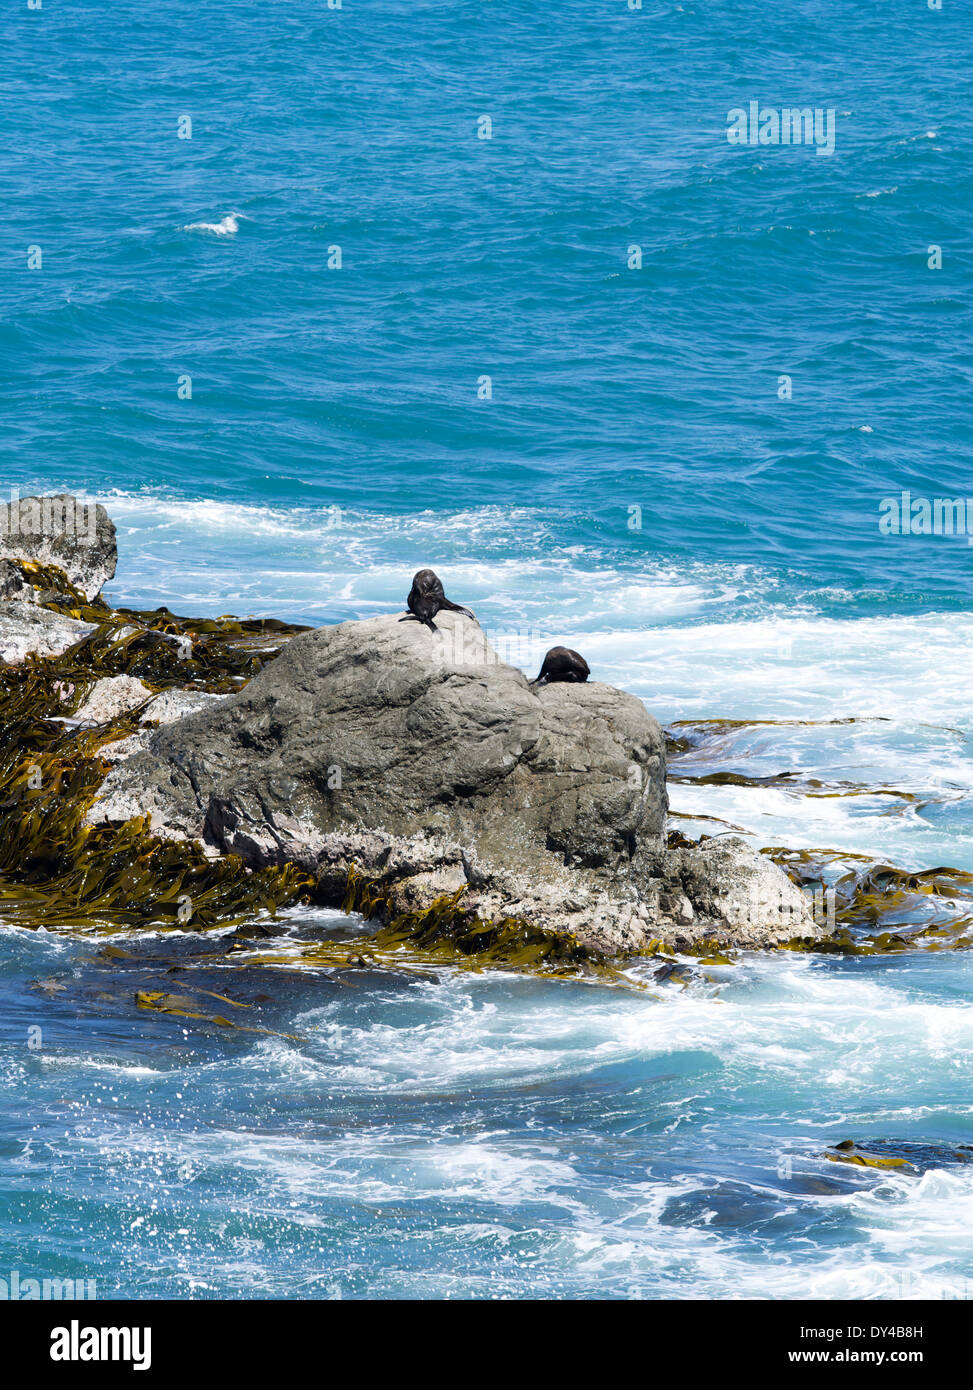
403, 568, 476, 630
531, 646, 590, 686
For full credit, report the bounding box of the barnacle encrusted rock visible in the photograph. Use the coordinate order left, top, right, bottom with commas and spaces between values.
140, 689, 230, 725
74, 675, 153, 725
0, 599, 97, 664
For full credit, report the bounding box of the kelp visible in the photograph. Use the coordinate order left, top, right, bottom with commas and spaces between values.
8, 559, 108, 619
0, 709, 313, 934
27, 938, 307, 1040
664, 714, 879, 761
768, 845, 973, 954
7, 557, 312, 694
824, 1139, 973, 1173
667, 715, 884, 736
337, 868, 625, 977
218, 868, 658, 987
135, 989, 303, 1041
666, 714, 938, 810
826, 1149, 911, 1171
669, 770, 926, 805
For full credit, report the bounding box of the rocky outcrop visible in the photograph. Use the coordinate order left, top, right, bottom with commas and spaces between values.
0, 493, 117, 600
88, 610, 820, 954
0, 493, 117, 665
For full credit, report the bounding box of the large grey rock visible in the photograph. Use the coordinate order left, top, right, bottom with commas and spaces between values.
87, 611, 819, 954
0, 600, 96, 664
0, 493, 117, 600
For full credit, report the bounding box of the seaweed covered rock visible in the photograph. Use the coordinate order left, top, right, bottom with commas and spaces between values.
0, 599, 96, 664
0, 493, 116, 601
825, 1139, 973, 1172
87, 610, 820, 954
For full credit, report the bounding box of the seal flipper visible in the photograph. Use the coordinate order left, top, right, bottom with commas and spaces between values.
440, 599, 477, 622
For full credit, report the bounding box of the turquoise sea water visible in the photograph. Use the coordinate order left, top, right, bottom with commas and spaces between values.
1, 0, 972, 1299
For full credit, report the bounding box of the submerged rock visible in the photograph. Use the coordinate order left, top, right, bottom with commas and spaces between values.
88, 610, 820, 954
0, 493, 117, 601
825, 1139, 973, 1173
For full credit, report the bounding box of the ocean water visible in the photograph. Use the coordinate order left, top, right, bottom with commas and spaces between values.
1, 0, 972, 1299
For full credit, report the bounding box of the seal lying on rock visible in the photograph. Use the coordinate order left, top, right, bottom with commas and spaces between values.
532, 646, 590, 686
403, 569, 476, 630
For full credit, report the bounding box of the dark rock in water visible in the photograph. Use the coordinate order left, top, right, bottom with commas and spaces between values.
660, 1181, 788, 1231
87, 610, 820, 954
0, 492, 117, 600
826, 1139, 973, 1173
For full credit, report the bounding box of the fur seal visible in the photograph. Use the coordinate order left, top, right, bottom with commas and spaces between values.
402, 569, 476, 630
531, 646, 590, 685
